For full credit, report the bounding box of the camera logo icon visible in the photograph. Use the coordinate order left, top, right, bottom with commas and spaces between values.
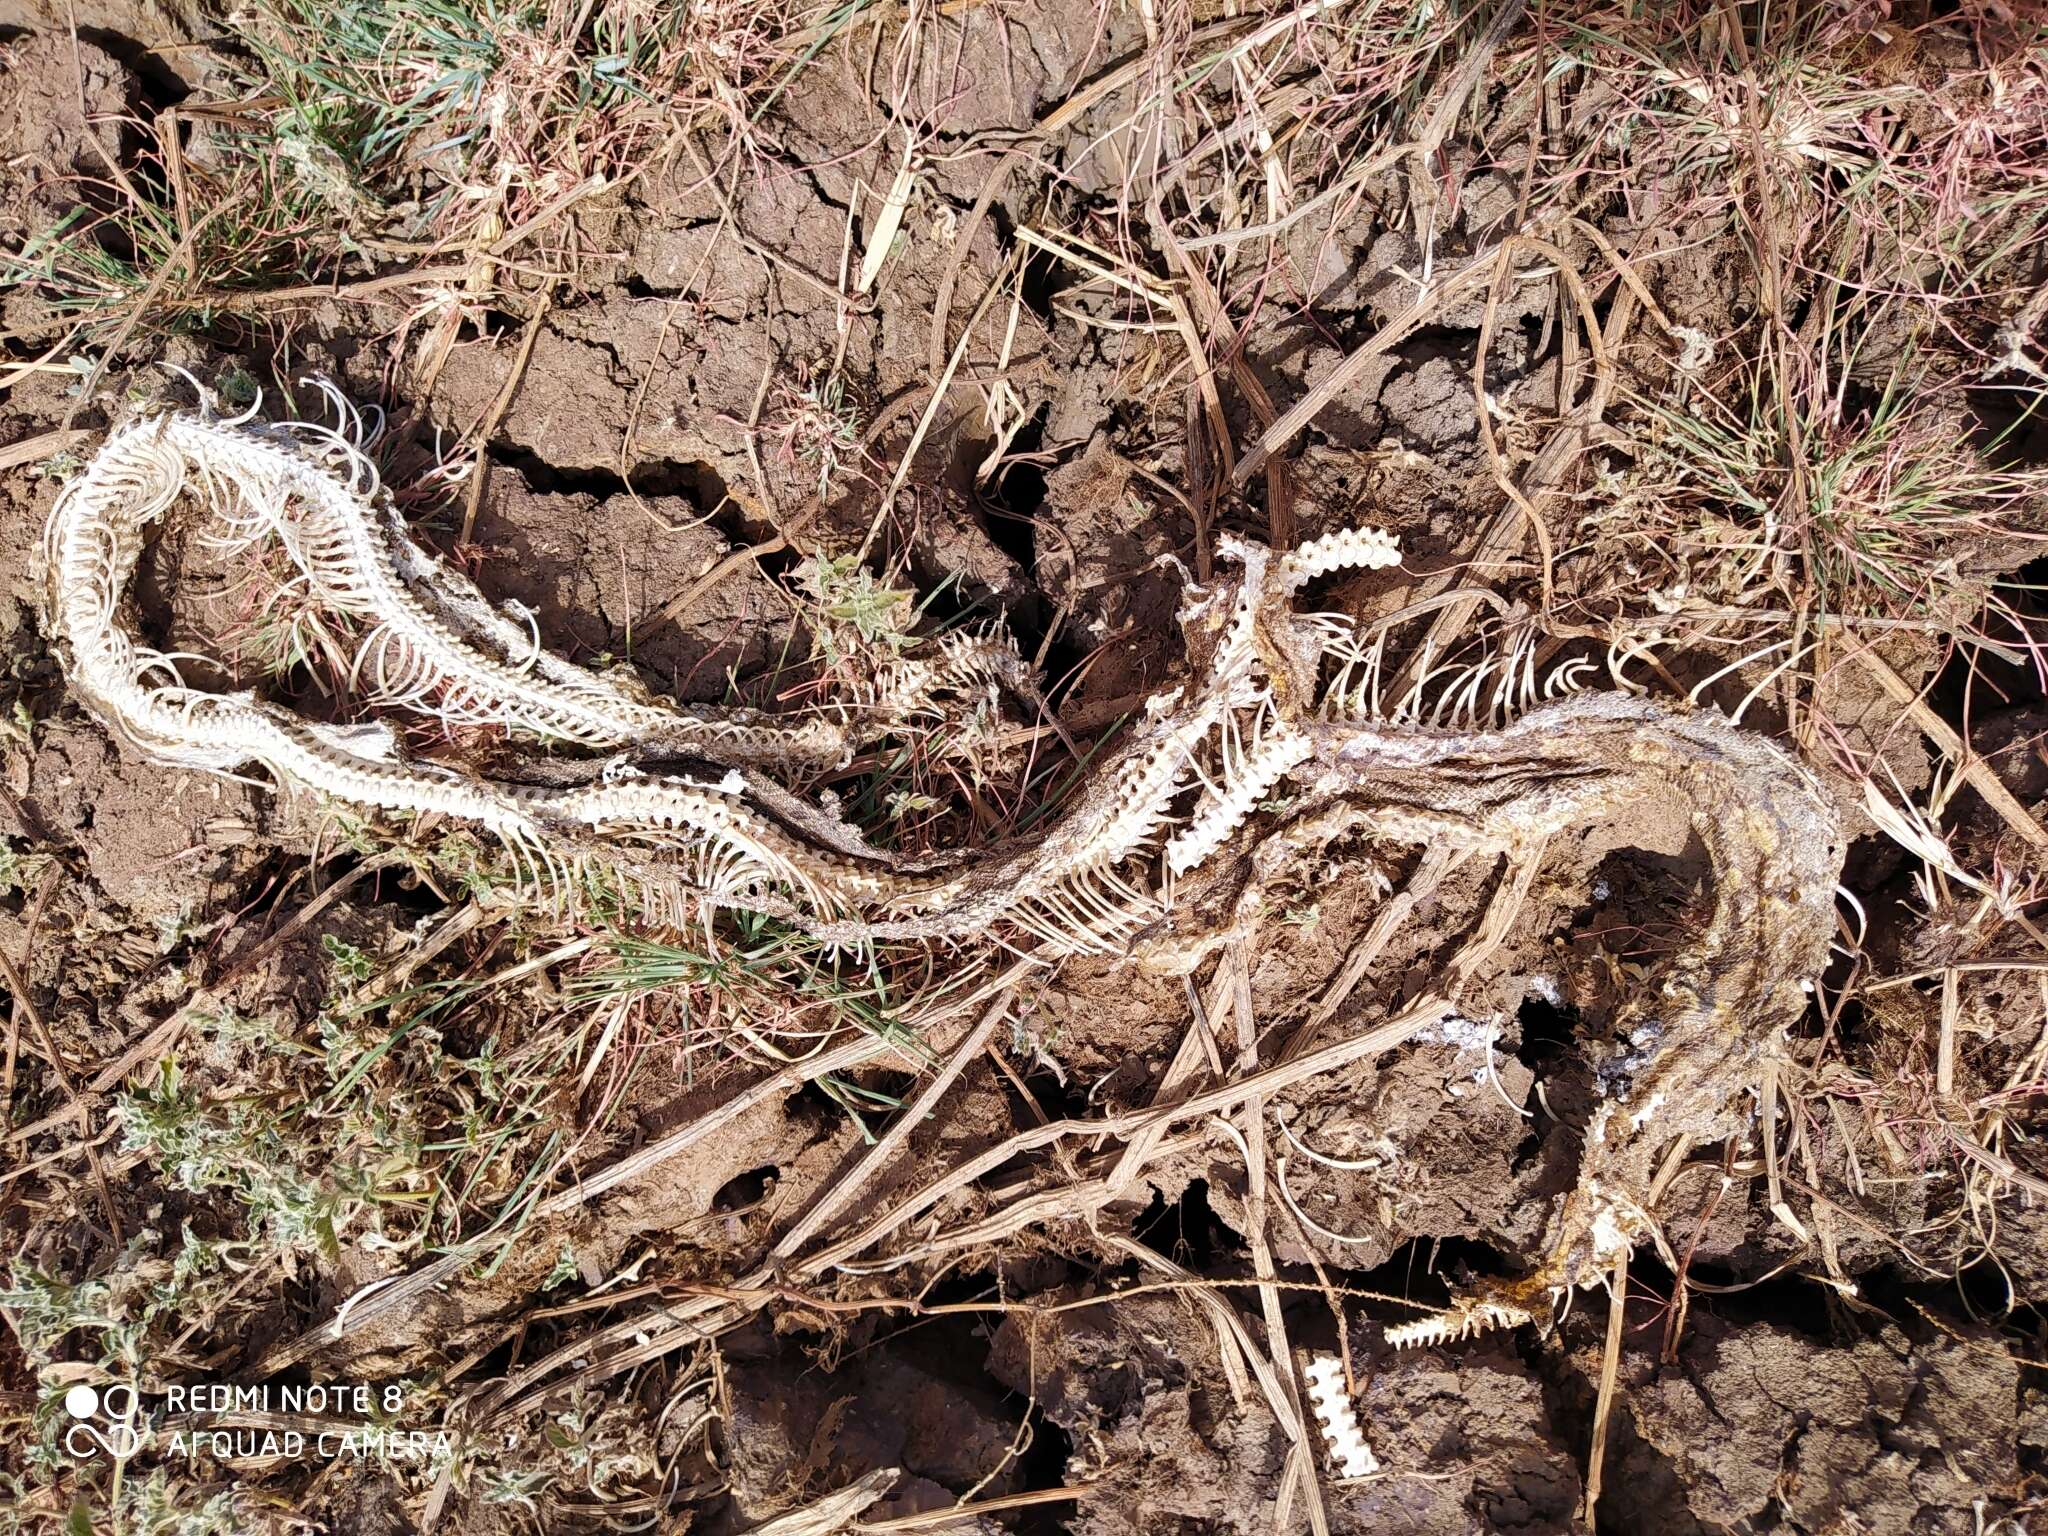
63, 1383, 148, 1460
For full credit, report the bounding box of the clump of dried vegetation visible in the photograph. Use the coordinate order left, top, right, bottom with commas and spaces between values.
4, 0, 2048, 1532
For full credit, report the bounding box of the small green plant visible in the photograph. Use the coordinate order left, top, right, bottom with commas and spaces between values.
542, 1243, 580, 1289
320, 933, 378, 987
0, 1267, 131, 1363
461, 1384, 680, 1517
119, 1062, 353, 1254
207, 538, 369, 689
570, 918, 918, 1059
540, 1391, 658, 1497
0, 122, 337, 330
27, 448, 81, 483
479, 1464, 555, 1511
240, 0, 798, 244
774, 372, 865, 500
1622, 356, 2044, 625
1, 1226, 235, 1377
117, 1471, 245, 1536
0, 848, 53, 897
2, 0, 839, 336
795, 553, 915, 662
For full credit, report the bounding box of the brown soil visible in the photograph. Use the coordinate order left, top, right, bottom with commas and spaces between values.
4, 4, 2048, 1535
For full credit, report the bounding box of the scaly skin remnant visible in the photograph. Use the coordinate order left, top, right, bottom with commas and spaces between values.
1330, 699, 1843, 1346
46, 400, 1845, 1345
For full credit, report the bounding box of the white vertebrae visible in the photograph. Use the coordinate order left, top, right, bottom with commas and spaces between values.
1276, 525, 1402, 590
1301, 1354, 1379, 1478
44, 392, 1409, 955
1382, 1297, 1534, 1350
1165, 717, 1311, 875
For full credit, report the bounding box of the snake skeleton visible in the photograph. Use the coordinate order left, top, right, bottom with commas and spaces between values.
41, 391, 1843, 1346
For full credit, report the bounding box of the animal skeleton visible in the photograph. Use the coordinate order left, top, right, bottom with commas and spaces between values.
43, 393, 1843, 1346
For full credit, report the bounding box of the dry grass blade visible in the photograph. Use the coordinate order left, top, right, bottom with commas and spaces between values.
1854, 649, 2048, 852
9, 2, 2048, 1530
769, 990, 1015, 1257
1233, 249, 1498, 484
1580, 1248, 1630, 1528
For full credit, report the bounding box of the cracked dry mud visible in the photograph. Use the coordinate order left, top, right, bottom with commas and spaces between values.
5, 5, 2048, 1536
